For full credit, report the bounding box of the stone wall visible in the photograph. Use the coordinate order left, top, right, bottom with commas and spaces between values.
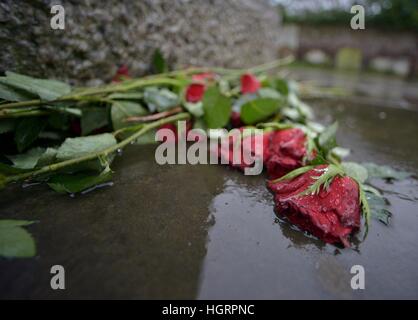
0, 0, 280, 85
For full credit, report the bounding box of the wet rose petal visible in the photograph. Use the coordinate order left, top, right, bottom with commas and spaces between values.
267, 165, 361, 247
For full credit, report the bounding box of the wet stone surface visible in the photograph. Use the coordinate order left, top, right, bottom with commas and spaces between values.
1, 98, 418, 299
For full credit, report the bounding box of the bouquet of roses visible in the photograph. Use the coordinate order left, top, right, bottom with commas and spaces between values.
0, 54, 411, 257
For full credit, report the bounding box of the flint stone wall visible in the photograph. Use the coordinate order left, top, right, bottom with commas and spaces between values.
0, 0, 280, 85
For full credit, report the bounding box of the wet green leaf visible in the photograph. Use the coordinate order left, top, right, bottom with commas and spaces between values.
47, 167, 113, 194
0, 72, 71, 101
14, 117, 46, 152
144, 87, 179, 112
362, 162, 411, 181
342, 162, 368, 184
240, 98, 281, 125
0, 220, 36, 258
81, 107, 109, 135
0, 82, 36, 102
331, 147, 350, 159
202, 86, 231, 129
366, 192, 392, 225
111, 100, 148, 130
56, 133, 117, 161
6, 147, 45, 169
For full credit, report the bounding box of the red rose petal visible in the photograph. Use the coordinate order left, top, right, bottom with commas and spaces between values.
267, 165, 361, 247
240, 73, 261, 94
186, 83, 205, 103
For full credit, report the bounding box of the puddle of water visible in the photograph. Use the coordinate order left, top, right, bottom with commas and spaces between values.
1, 97, 418, 299
198, 99, 418, 299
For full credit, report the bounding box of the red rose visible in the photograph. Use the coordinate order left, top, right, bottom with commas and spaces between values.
217, 129, 272, 171
192, 72, 215, 83
267, 165, 361, 247
112, 65, 131, 83
265, 128, 308, 180
217, 127, 311, 177
185, 83, 205, 103
240, 73, 261, 94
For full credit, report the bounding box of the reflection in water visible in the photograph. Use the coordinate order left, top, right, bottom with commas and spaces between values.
198, 97, 418, 299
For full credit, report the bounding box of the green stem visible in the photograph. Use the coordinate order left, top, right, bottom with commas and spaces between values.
0, 110, 50, 119
0, 78, 184, 111
0, 58, 294, 112
4, 112, 190, 185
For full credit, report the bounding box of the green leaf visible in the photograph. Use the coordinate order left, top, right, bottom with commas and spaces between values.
81, 107, 109, 135
362, 162, 411, 181
111, 100, 148, 130
56, 133, 117, 161
331, 147, 350, 159
288, 92, 313, 119
6, 147, 45, 169
232, 93, 257, 113
144, 87, 179, 112
240, 98, 281, 125
318, 121, 338, 153
152, 49, 168, 73
342, 162, 368, 184
359, 184, 371, 238
366, 192, 392, 225
144, 87, 180, 112
0, 220, 34, 228
273, 78, 289, 96
202, 86, 232, 129
183, 101, 204, 117
0, 82, 36, 101
0, 72, 71, 101
14, 117, 46, 152
0, 220, 36, 258
135, 129, 158, 145
47, 167, 113, 194
258, 88, 282, 100
0, 119, 16, 134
